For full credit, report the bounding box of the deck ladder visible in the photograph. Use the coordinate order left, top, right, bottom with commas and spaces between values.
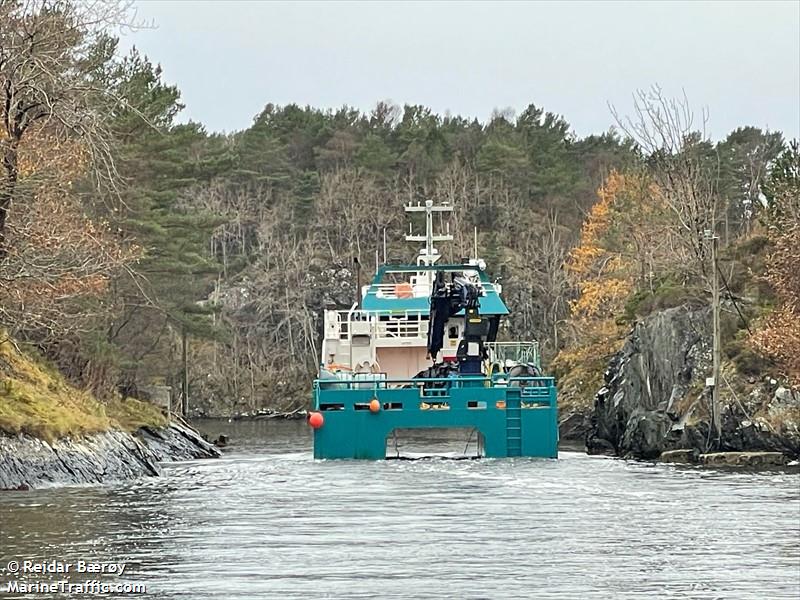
505, 390, 522, 457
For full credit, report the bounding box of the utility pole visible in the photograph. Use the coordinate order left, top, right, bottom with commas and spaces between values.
705, 229, 721, 447
181, 327, 189, 418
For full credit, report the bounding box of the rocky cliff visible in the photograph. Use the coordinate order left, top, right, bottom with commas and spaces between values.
0, 421, 220, 491
586, 304, 800, 459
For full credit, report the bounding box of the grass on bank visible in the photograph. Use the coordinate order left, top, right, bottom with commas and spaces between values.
106, 396, 168, 431
0, 337, 166, 442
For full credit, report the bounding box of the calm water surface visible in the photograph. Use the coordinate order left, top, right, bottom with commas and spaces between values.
1, 420, 798, 599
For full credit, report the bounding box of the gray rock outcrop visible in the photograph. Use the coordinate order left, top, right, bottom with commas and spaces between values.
0, 430, 158, 490
587, 305, 710, 458
0, 421, 220, 491
586, 304, 800, 460
137, 419, 220, 461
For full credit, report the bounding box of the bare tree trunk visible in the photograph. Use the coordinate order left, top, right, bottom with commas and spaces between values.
0, 140, 19, 252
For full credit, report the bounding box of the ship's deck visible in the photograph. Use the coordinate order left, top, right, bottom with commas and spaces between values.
312, 376, 558, 459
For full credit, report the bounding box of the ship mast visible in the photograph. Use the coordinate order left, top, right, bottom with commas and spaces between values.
405, 199, 453, 266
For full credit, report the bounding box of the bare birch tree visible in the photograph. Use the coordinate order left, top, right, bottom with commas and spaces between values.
611, 87, 720, 280
0, 0, 138, 251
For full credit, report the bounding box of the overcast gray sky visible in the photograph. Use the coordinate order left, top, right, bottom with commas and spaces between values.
120, 1, 800, 140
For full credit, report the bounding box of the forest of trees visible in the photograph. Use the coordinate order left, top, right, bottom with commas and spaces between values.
1, 1, 797, 417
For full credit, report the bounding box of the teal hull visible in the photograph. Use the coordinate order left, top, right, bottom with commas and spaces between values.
312, 376, 558, 460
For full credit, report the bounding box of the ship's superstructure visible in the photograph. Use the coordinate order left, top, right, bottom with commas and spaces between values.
309, 200, 558, 459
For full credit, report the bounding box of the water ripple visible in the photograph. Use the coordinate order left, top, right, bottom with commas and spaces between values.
1, 420, 798, 599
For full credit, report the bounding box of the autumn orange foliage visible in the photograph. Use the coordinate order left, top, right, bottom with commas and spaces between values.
751, 223, 800, 379
567, 171, 635, 319
554, 169, 679, 405
0, 126, 139, 336
553, 172, 641, 403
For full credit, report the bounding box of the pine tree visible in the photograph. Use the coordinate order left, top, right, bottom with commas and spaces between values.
102, 52, 231, 394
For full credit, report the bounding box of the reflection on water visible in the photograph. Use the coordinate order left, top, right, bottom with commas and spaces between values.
1, 420, 799, 599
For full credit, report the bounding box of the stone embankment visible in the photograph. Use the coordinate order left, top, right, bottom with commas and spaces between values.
660, 449, 789, 467
0, 420, 219, 490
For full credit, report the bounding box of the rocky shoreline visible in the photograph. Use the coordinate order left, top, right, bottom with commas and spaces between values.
0, 420, 220, 491
191, 408, 306, 421
582, 305, 800, 463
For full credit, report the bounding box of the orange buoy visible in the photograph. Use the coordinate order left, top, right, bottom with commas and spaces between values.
308, 412, 324, 429
369, 399, 381, 413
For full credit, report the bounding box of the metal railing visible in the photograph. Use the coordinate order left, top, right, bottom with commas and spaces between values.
325, 309, 429, 342
371, 283, 430, 299
374, 319, 428, 339
485, 341, 540, 368
313, 375, 556, 409
314, 375, 554, 392
366, 279, 498, 300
